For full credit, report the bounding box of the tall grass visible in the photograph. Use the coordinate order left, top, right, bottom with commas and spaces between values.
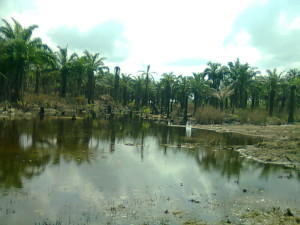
195, 106, 298, 125
195, 106, 225, 124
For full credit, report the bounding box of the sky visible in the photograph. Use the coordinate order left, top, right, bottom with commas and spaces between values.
1, 0, 300, 77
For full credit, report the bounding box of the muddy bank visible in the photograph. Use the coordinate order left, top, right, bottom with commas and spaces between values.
190, 123, 300, 169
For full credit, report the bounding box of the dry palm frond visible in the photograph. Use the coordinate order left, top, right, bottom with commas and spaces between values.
210, 84, 234, 100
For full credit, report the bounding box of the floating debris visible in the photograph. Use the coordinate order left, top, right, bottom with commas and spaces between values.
189, 199, 200, 204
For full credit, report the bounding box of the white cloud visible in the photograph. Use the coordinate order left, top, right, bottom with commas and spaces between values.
3, 0, 264, 75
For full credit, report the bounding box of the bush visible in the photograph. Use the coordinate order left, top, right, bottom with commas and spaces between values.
142, 106, 151, 114
237, 108, 268, 125
195, 106, 225, 124
266, 116, 285, 125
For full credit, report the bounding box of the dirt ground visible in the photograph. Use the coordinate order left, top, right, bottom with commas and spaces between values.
192, 123, 300, 169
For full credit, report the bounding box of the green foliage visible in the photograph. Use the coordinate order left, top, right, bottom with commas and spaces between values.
75, 95, 85, 104
0, 18, 299, 126
142, 106, 151, 114
127, 101, 135, 109
16, 100, 28, 111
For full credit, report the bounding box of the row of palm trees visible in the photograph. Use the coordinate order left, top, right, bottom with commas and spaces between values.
0, 18, 299, 122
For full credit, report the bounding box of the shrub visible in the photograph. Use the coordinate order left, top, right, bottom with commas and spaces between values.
195, 106, 225, 124
237, 108, 268, 125
266, 116, 285, 125
127, 101, 135, 110
142, 106, 151, 114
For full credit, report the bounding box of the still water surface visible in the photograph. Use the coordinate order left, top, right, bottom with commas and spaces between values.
0, 118, 299, 224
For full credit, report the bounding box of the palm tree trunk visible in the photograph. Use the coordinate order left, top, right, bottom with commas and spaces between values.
279, 97, 286, 113
288, 85, 296, 123
13, 67, 25, 101
269, 89, 275, 116
60, 69, 67, 98
86, 70, 94, 104
193, 91, 199, 115
183, 95, 188, 122
35, 69, 41, 94
114, 67, 120, 101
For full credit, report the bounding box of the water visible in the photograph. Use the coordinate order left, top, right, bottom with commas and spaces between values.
0, 118, 299, 225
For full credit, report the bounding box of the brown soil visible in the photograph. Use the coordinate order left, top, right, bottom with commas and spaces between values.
192, 123, 300, 169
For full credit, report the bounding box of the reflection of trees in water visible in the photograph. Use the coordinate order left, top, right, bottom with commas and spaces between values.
0, 117, 150, 189
195, 147, 244, 179
0, 119, 95, 189
54, 119, 93, 164
246, 160, 300, 182
109, 121, 115, 153
0, 121, 51, 189
1, 117, 298, 191
157, 125, 245, 180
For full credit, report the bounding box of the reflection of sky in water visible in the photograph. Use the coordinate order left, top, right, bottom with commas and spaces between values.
19, 133, 32, 149
185, 123, 192, 138
0, 119, 299, 224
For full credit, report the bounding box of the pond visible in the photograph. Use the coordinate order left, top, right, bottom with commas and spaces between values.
0, 117, 299, 225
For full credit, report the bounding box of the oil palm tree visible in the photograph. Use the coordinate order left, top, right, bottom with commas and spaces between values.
138, 65, 156, 106
286, 69, 299, 122
113, 66, 121, 101
287, 68, 300, 81
133, 75, 144, 110
120, 73, 133, 105
266, 69, 283, 116
0, 18, 54, 101
189, 72, 209, 114
204, 62, 225, 89
82, 50, 106, 103
210, 83, 234, 110
288, 84, 296, 123
68, 57, 86, 97
161, 72, 176, 117
55, 46, 78, 97
176, 75, 191, 121
228, 59, 259, 109
204, 62, 228, 107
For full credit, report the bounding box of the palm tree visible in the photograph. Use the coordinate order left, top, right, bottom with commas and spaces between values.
0, 18, 54, 101
133, 75, 144, 110
176, 75, 191, 121
68, 57, 86, 97
55, 46, 78, 97
204, 62, 224, 89
113, 66, 120, 101
120, 73, 133, 105
32, 48, 56, 95
228, 59, 259, 109
288, 84, 296, 123
82, 50, 106, 104
161, 72, 176, 117
210, 84, 234, 110
286, 69, 299, 122
287, 68, 300, 81
138, 65, 156, 106
204, 62, 228, 107
248, 77, 264, 110
266, 69, 283, 116
189, 72, 209, 114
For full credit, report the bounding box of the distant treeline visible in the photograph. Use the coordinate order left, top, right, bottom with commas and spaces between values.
0, 18, 299, 122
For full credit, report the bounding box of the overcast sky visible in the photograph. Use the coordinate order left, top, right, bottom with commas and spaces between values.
1, 0, 300, 76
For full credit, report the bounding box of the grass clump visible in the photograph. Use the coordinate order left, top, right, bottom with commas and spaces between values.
195, 106, 225, 124
237, 108, 268, 125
